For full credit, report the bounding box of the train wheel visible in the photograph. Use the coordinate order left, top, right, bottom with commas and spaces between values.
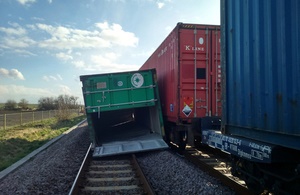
164, 124, 176, 147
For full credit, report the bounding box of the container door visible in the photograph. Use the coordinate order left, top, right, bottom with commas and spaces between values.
179, 28, 206, 120
93, 138, 169, 157
192, 28, 210, 118
179, 26, 221, 120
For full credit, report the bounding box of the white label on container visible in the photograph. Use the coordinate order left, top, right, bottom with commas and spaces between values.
117, 81, 123, 87
131, 73, 144, 88
199, 37, 204, 44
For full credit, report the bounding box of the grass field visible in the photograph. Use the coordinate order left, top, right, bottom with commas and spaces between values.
0, 114, 86, 171
0, 103, 38, 111
0, 109, 80, 130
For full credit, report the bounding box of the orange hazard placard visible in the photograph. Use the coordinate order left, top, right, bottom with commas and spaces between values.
183, 97, 193, 108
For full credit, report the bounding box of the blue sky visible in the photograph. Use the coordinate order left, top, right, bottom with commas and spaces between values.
0, 0, 220, 104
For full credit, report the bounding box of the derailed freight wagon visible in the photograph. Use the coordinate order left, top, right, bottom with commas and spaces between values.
201, 0, 300, 193
140, 23, 221, 149
80, 69, 168, 157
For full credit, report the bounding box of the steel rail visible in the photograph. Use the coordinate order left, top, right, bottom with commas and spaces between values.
131, 154, 155, 195
183, 146, 253, 195
68, 143, 92, 195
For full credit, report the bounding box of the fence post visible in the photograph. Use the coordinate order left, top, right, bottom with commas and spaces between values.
4, 114, 6, 130
20, 112, 23, 126
42, 111, 43, 121
32, 111, 34, 123
3, 114, 6, 130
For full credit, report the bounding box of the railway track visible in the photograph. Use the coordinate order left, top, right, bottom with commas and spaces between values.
182, 145, 254, 195
69, 144, 155, 195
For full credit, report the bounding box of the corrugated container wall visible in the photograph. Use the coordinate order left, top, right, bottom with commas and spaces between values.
221, 0, 300, 150
141, 23, 221, 124
80, 69, 157, 113
80, 69, 168, 157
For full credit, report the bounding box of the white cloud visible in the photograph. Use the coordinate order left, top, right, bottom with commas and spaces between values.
0, 25, 27, 36
43, 74, 63, 82
36, 23, 109, 50
49, 75, 57, 81
90, 52, 120, 65
0, 22, 138, 55
79, 52, 138, 73
75, 52, 82, 56
2, 36, 35, 48
68, 50, 139, 73
165, 25, 173, 32
157, 2, 165, 9
156, 0, 172, 9
56, 74, 63, 80
96, 22, 139, 47
72, 60, 86, 69
83, 62, 138, 73
0, 23, 35, 49
0, 68, 25, 80
59, 85, 72, 95
17, 0, 36, 5
0, 84, 54, 103
55, 52, 73, 61
34, 22, 138, 50
42, 75, 50, 82
31, 17, 44, 22
0, 22, 140, 75
71, 48, 143, 73
15, 49, 36, 56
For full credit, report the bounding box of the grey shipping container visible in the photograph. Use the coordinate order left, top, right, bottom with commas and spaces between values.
221, 0, 300, 150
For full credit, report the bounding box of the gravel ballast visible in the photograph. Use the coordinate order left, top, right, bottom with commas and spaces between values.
0, 121, 90, 195
0, 121, 235, 194
137, 150, 235, 195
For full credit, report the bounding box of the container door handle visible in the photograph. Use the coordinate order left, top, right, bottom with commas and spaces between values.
102, 91, 106, 102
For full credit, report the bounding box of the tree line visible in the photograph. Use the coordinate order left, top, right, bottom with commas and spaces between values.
2, 95, 80, 111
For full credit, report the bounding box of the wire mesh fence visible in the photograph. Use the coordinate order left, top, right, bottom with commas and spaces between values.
0, 109, 80, 130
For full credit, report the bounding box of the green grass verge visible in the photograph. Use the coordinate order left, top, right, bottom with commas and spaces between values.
0, 115, 86, 172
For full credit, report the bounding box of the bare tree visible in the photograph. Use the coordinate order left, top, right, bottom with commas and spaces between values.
56, 94, 80, 121
38, 97, 56, 110
4, 99, 17, 110
18, 98, 29, 110
37, 95, 79, 120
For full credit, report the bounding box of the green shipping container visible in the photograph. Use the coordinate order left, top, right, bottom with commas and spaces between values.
80, 69, 168, 157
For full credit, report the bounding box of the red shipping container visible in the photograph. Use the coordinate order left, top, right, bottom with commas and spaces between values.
140, 23, 221, 148
140, 23, 221, 125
